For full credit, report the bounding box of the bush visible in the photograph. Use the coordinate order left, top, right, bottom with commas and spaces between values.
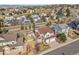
21, 25, 24, 30
66, 8, 71, 17
57, 33, 67, 42
17, 33, 20, 38
25, 26, 27, 30
3, 28, 8, 33
0, 29, 3, 34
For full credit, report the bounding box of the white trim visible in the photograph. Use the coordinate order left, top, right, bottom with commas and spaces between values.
0, 41, 17, 46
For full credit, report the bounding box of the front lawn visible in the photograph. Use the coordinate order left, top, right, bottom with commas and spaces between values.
68, 32, 79, 39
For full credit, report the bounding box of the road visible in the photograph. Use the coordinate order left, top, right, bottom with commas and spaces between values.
39, 37, 79, 55
43, 39, 79, 55
75, 52, 79, 55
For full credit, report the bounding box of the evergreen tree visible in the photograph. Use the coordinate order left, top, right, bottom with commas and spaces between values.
57, 33, 67, 42
66, 8, 71, 17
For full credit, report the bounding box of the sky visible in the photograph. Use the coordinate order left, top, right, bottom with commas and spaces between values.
0, 0, 79, 5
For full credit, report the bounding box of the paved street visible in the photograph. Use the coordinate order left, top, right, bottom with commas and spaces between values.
74, 50, 79, 55
39, 38, 79, 55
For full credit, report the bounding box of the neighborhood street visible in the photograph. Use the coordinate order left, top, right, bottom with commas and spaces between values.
41, 38, 79, 55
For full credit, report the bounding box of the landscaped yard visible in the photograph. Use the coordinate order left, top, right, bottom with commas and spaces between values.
68, 32, 79, 39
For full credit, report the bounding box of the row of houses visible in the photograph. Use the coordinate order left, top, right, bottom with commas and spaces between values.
3, 20, 79, 48
4, 14, 46, 26
2, 7, 71, 26
0, 20, 79, 54
4, 16, 30, 26
28, 19, 79, 44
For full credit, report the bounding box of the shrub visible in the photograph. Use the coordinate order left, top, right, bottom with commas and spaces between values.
66, 8, 71, 17
0, 29, 3, 34
3, 28, 8, 33
57, 33, 67, 42
21, 25, 24, 30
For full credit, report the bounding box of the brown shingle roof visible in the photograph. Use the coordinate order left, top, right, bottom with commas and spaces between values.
38, 26, 53, 34
0, 32, 17, 43
2, 32, 17, 41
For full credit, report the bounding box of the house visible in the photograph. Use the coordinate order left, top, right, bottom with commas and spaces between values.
0, 32, 24, 52
59, 24, 70, 34
68, 20, 79, 34
68, 20, 79, 29
35, 26, 56, 44
52, 25, 62, 34
17, 16, 31, 25
31, 14, 41, 23
68, 21, 78, 29
52, 24, 69, 35
0, 33, 16, 47
4, 16, 16, 26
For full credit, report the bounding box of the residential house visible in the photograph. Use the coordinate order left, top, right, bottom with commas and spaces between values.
68, 20, 79, 34
4, 16, 16, 26
0, 32, 24, 52
35, 26, 56, 44
59, 24, 70, 35
68, 20, 79, 29
27, 9, 34, 14
31, 14, 41, 23
52, 24, 69, 36
52, 25, 62, 34
17, 16, 31, 25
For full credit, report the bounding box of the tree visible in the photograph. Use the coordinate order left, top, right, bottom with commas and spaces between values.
35, 43, 40, 53
17, 33, 19, 38
0, 19, 4, 34
23, 9, 26, 13
0, 8, 6, 11
29, 25, 31, 29
27, 14, 32, 19
0, 29, 3, 34
1, 12, 5, 15
57, 33, 67, 43
32, 22, 35, 33
3, 28, 8, 33
21, 25, 24, 30
46, 21, 52, 27
30, 17, 34, 23
9, 13, 13, 16
23, 37, 26, 43
66, 8, 71, 17
29, 17, 35, 33
16, 32, 20, 43
2, 49, 5, 55
56, 8, 63, 15
41, 16, 46, 22
0, 19, 4, 29
25, 25, 27, 30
